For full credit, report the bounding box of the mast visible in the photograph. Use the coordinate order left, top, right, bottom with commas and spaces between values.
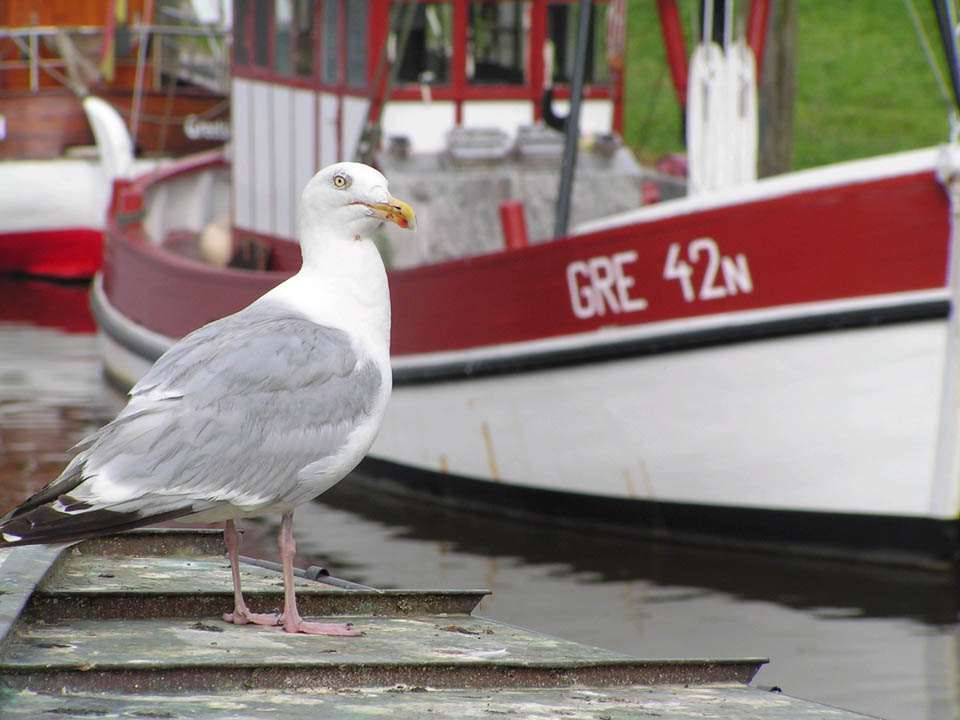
553, 0, 592, 239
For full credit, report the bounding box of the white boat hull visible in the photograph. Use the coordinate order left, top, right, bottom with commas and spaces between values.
376, 315, 951, 520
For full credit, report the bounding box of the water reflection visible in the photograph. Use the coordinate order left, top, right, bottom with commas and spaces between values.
282, 485, 960, 720
315, 480, 960, 626
0, 277, 957, 720
0, 279, 130, 514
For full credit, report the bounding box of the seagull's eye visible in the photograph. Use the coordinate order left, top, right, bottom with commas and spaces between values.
332, 173, 350, 189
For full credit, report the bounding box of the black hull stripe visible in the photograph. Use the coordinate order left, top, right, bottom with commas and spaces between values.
353, 456, 960, 569
392, 298, 951, 383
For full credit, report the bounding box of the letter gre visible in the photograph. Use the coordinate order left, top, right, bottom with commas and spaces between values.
566, 260, 595, 318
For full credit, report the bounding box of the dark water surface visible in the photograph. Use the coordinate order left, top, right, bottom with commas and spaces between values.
1, 277, 957, 720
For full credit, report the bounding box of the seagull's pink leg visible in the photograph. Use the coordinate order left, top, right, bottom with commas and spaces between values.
276, 511, 361, 636
222, 519, 280, 627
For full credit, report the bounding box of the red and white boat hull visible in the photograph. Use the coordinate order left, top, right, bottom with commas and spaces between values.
380, 302, 950, 519
92, 145, 960, 564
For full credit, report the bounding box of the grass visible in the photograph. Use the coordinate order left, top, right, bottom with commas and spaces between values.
622, 0, 954, 170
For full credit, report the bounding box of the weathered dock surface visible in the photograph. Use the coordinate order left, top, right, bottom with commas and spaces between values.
0, 529, 875, 718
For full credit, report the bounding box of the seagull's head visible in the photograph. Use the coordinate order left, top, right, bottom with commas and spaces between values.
300, 162, 416, 241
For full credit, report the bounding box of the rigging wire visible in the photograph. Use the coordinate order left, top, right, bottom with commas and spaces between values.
913, 0, 960, 139
904, 0, 952, 107
933, 0, 960, 110
904, 0, 957, 132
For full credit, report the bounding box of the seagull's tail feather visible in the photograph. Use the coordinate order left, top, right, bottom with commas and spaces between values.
0, 459, 204, 547
0, 454, 95, 532
0, 504, 197, 548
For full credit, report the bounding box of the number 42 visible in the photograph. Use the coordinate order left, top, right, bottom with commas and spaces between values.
663, 238, 753, 303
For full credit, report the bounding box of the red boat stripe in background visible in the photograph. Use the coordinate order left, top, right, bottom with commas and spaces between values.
388, 171, 949, 355
104, 168, 950, 357
0, 229, 102, 280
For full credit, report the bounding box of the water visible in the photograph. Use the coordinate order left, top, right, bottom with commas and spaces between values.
1, 276, 958, 720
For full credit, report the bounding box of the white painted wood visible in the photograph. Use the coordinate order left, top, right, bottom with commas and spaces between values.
231, 78, 253, 230
317, 91, 339, 168
380, 101, 457, 153
340, 95, 369, 161
271, 84, 294, 239
461, 100, 534, 135
375, 320, 950, 518
250, 80, 273, 234
292, 88, 317, 226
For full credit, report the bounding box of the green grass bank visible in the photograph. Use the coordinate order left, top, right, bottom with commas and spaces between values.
622, 0, 953, 170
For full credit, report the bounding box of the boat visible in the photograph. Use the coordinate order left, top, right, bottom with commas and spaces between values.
92, 0, 960, 567
0, 0, 230, 279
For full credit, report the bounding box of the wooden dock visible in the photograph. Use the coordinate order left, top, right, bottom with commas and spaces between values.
0, 529, 873, 717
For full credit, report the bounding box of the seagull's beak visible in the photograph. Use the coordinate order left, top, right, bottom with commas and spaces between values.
364, 196, 417, 231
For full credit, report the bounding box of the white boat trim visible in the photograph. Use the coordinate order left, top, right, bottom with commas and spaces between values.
574, 147, 941, 235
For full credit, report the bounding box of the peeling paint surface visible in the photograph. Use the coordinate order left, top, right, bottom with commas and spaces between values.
0, 684, 871, 719
2, 614, 753, 678
0, 530, 874, 718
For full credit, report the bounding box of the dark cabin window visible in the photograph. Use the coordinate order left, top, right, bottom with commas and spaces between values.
322, 0, 340, 84
345, 0, 368, 87
252, 0, 270, 67
235, 0, 250, 64
467, 1, 528, 85
390, 2, 453, 85
294, 0, 315, 77
546, 1, 608, 85
275, 0, 294, 74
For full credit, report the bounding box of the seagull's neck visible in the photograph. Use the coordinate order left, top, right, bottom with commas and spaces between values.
259, 230, 391, 362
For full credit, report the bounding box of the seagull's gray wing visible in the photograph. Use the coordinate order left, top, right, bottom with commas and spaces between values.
0, 301, 382, 546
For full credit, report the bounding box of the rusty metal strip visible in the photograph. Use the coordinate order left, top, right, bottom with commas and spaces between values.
0, 658, 765, 694
69, 528, 226, 557
24, 588, 489, 621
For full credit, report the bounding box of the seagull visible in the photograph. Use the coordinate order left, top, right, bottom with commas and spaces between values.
0, 162, 415, 635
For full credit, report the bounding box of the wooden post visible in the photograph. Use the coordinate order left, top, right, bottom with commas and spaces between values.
757, 0, 795, 178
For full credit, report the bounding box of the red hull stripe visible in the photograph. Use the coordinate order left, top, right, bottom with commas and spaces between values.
104, 168, 950, 356
0, 228, 103, 279
388, 170, 949, 355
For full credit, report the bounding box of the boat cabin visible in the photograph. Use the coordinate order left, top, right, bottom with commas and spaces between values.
231, 0, 639, 264
0, 0, 230, 159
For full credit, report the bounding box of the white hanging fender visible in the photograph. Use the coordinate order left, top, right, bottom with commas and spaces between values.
81, 95, 135, 182
685, 0, 759, 195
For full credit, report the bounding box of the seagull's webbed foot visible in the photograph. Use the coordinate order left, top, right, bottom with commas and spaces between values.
223, 608, 281, 627
278, 611, 362, 636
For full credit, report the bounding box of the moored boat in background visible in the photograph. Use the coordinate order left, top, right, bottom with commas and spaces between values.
0, 0, 230, 279
92, 0, 960, 566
